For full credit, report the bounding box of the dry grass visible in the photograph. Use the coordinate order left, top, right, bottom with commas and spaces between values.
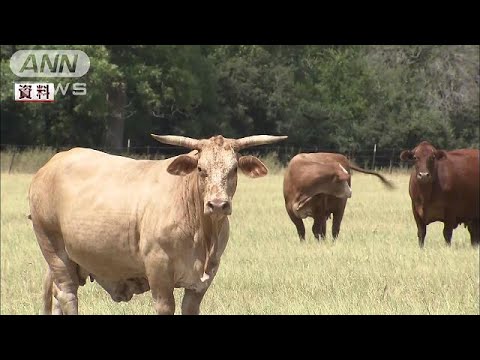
1, 169, 478, 315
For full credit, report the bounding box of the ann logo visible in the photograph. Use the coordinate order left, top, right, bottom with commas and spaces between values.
20, 54, 78, 74
10, 50, 90, 78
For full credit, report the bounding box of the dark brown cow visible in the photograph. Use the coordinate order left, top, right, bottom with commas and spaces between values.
400, 141, 479, 247
283, 153, 394, 241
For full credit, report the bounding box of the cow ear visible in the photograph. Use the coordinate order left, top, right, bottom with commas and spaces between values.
400, 150, 413, 161
238, 156, 268, 178
435, 150, 446, 160
335, 164, 350, 182
167, 155, 198, 176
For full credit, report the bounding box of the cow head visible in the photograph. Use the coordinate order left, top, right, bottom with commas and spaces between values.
333, 163, 352, 198
151, 134, 287, 216
400, 141, 446, 184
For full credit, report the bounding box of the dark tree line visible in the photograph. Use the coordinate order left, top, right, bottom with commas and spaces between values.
1, 45, 478, 157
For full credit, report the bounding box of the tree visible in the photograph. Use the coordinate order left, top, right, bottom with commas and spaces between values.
1, 45, 478, 159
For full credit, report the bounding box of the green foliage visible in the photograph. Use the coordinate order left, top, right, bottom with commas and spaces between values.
1, 45, 478, 153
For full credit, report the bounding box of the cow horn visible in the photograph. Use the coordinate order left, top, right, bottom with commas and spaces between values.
151, 134, 201, 150
234, 135, 288, 151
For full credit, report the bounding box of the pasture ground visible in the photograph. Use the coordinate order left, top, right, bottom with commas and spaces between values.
1, 171, 479, 314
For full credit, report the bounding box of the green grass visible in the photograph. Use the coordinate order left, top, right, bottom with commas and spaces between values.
1, 171, 478, 315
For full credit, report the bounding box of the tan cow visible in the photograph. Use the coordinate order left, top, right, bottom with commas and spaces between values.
29, 134, 287, 315
283, 153, 394, 241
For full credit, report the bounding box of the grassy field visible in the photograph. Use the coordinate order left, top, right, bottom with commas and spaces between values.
1, 170, 479, 315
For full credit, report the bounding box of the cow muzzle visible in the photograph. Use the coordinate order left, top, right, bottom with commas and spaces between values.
343, 183, 352, 198
205, 199, 232, 215
417, 172, 431, 183
345, 185, 352, 198
333, 182, 352, 199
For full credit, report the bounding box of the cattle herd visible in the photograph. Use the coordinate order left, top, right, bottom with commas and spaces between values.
27, 134, 479, 315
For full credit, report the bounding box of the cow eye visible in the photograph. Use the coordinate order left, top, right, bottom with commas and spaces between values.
197, 166, 202, 172
413, 156, 418, 161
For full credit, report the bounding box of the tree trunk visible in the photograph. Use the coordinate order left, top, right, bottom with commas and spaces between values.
105, 82, 126, 151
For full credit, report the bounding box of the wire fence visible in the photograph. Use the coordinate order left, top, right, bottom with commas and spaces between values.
0, 143, 411, 174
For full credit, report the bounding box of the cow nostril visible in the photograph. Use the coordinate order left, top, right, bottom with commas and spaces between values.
206, 200, 230, 212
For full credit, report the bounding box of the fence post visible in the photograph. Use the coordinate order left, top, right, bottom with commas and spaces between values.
389, 148, 394, 174
127, 139, 130, 155
8, 150, 17, 174
372, 143, 377, 170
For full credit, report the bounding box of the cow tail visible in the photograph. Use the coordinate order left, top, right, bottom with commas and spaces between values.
349, 164, 395, 190
42, 268, 54, 315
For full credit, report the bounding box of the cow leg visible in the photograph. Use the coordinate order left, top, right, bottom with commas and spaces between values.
150, 286, 175, 315
182, 259, 221, 315
145, 255, 175, 315
52, 282, 63, 315
417, 225, 427, 248
42, 268, 53, 315
32, 226, 80, 315
443, 224, 454, 246
442, 213, 456, 246
50, 257, 80, 315
311, 196, 326, 241
41, 268, 63, 315
287, 209, 305, 241
182, 288, 207, 315
312, 213, 327, 241
412, 206, 426, 248
332, 205, 346, 240
467, 221, 479, 247
43, 250, 80, 315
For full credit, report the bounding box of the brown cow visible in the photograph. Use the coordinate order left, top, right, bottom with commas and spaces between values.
283, 152, 394, 241
29, 134, 287, 315
400, 141, 479, 247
